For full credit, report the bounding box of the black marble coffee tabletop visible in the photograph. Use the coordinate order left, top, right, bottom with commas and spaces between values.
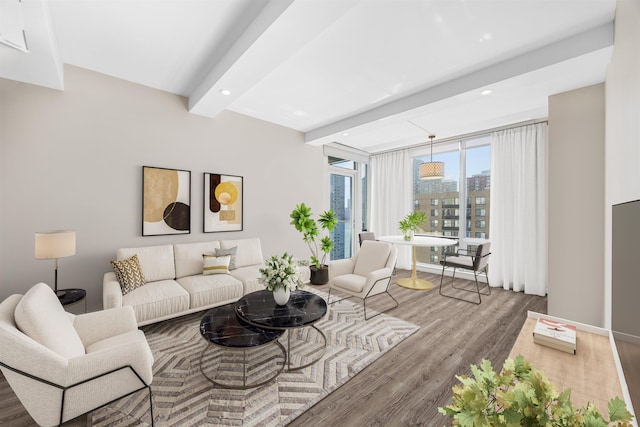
235, 290, 327, 329
200, 303, 284, 348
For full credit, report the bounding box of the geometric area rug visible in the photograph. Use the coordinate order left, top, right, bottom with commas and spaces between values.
90, 289, 419, 427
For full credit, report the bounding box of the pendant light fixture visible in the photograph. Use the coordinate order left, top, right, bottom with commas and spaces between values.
419, 134, 444, 180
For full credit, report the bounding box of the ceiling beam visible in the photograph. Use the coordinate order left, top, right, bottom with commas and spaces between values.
188, 0, 360, 119
187, 0, 294, 117
304, 22, 614, 146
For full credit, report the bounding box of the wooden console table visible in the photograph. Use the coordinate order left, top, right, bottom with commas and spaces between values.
510, 312, 636, 422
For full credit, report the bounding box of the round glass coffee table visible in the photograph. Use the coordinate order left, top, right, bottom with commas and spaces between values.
199, 303, 286, 389
235, 290, 328, 371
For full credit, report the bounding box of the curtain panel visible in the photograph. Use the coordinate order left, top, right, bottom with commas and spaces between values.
370, 149, 413, 269
489, 123, 547, 295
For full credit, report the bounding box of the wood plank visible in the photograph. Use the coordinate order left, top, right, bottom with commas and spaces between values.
1, 269, 548, 426
509, 316, 624, 412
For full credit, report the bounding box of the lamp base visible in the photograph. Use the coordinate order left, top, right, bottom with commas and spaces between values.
55, 289, 68, 298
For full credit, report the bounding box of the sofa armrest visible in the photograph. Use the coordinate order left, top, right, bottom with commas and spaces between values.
298, 265, 311, 284
328, 258, 355, 281
74, 306, 138, 348
103, 272, 123, 310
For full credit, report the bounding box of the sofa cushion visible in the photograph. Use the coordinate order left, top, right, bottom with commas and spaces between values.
220, 238, 263, 268
353, 241, 392, 277
215, 246, 237, 270
117, 245, 175, 282
122, 280, 189, 324
14, 283, 85, 358
111, 255, 147, 295
176, 275, 243, 309
229, 264, 264, 294
203, 254, 230, 275
173, 241, 221, 278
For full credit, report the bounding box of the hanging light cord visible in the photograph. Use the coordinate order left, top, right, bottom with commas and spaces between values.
407, 120, 437, 161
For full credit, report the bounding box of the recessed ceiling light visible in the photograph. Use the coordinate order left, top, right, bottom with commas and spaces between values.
342, 132, 349, 136
220, 89, 231, 96
481, 32, 492, 41
481, 89, 493, 96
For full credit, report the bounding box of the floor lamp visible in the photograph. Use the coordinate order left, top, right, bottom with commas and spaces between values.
35, 230, 76, 297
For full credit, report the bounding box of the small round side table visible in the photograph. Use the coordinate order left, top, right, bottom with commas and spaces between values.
57, 288, 87, 312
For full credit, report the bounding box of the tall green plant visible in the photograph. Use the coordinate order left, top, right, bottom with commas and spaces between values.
439, 355, 634, 427
290, 203, 338, 268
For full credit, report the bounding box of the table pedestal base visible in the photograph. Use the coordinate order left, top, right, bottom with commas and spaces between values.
396, 277, 435, 290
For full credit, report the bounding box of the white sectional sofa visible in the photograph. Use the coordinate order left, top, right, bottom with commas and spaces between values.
103, 238, 310, 326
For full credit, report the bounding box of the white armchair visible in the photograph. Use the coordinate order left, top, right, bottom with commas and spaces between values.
0, 283, 154, 426
327, 240, 398, 320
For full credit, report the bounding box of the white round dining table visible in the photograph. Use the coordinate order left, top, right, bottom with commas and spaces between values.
378, 235, 457, 290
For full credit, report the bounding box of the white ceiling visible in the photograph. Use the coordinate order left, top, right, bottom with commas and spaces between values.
0, 0, 616, 153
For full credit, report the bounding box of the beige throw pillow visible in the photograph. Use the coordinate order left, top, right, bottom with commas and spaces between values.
111, 254, 147, 295
203, 254, 231, 275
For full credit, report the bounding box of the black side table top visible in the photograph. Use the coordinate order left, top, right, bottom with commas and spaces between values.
200, 303, 284, 348
57, 288, 86, 306
235, 290, 327, 330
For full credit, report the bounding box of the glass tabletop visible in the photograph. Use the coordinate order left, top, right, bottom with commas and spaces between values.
200, 303, 284, 348
235, 290, 327, 329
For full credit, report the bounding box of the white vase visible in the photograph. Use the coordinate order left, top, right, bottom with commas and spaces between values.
273, 287, 290, 305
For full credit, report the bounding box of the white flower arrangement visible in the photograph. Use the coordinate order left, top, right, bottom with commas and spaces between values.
259, 252, 304, 292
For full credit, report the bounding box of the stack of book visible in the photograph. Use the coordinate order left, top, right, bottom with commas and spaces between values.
532, 317, 577, 354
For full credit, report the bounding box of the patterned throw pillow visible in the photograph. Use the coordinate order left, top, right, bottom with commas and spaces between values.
215, 246, 237, 270
111, 254, 147, 295
203, 254, 231, 275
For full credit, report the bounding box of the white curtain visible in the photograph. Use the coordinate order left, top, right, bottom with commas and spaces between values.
489, 123, 547, 295
370, 149, 413, 269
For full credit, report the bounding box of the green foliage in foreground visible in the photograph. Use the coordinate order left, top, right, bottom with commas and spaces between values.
438, 355, 634, 427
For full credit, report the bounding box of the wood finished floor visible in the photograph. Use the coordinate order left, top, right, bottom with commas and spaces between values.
2, 269, 550, 426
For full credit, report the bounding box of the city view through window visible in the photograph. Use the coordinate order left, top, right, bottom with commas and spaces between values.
413, 137, 491, 265
327, 138, 489, 265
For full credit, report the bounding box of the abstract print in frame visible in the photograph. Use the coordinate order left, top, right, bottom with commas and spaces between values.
204, 173, 243, 232
143, 166, 191, 236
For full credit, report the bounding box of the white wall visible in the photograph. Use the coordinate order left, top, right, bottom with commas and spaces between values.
604, 0, 640, 330
0, 65, 325, 311
547, 83, 605, 326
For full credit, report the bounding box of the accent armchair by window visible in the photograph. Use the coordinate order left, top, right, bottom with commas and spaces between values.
0, 283, 154, 426
328, 240, 398, 320
439, 242, 491, 304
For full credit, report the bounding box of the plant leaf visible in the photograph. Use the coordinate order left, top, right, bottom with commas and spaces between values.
608, 396, 634, 422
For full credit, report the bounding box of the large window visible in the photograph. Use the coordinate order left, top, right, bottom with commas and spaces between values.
328, 154, 368, 261
412, 135, 491, 265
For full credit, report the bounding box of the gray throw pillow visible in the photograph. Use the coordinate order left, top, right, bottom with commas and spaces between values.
215, 246, 237, 270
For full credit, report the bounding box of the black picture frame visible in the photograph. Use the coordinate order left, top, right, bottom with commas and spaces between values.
142, 166, 191, 236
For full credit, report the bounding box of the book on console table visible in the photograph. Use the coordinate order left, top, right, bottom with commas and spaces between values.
532, 317, 576, 355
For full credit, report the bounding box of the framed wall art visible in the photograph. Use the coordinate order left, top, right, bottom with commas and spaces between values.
204, 173, 243, 233
142, 166, 191, 236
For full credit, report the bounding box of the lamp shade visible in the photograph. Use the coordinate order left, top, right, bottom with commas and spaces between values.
35, 230, 76, 259
419, 161, 445, 180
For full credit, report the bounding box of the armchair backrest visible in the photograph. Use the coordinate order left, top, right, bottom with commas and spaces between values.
474, 242, 491, 271
353, 240, 395, 276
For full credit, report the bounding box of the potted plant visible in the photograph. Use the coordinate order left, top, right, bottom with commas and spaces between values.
439, 355, 634, 426
290, 203, 338, 285
258, 252, 304, 305
399, 210, 427, 240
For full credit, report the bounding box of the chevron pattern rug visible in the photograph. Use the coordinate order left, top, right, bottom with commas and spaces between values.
89, 290, 419, 426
